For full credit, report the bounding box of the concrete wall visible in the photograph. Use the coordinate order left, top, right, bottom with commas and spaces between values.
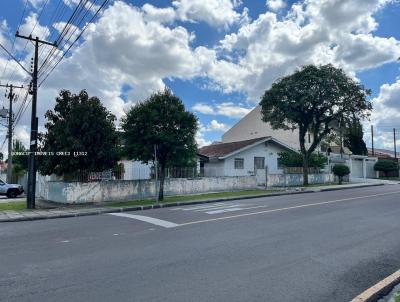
37, 176, 258, 204
267, 173, 334, 187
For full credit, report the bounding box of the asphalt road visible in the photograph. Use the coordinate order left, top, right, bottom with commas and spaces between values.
1, 185, 400, 302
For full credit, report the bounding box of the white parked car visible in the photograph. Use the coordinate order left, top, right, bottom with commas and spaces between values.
0, 179, 24, 198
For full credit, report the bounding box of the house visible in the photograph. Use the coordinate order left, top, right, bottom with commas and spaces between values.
198, 136, 298, 185
222, 105, 312, 149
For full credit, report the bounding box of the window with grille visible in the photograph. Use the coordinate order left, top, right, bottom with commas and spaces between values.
254, 157, 265, 170
234, 158, 244, 169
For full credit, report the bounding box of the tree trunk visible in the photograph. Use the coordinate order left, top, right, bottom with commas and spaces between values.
339, 176, 342, 185
158, 164, 165, 201
302, 153, 309, 186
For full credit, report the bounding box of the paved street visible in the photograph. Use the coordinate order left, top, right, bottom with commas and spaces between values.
1, 185, 400, 302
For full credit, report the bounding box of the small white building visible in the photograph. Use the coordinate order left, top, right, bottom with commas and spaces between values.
198, 136, 298, 185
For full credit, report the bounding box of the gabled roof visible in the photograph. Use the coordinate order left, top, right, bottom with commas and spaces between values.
198, 136, 298, 159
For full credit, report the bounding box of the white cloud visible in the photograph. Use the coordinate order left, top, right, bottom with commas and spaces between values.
172, 0, 243, 28
193, 103, 214, 115
200, 120, 231, 132
364, 79, 400, 149
63, 0, 100, 12
27, 0, 47, 9
193, 102, 252, 118
42, 1, 216, 120
142, 4, 176, 24
266, 0, 286, 12
212, 0, 400, 100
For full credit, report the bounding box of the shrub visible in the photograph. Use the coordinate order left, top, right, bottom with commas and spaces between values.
374, 160, 399, 177
332, 164, 350, 185
278, 151, 327, 169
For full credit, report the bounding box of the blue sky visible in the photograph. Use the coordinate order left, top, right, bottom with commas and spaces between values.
0, 0, 399, 151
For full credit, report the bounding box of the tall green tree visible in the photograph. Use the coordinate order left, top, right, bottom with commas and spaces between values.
260, 64, 372, 185
38, 90, 119, 177
122, 89, 198, 201
343, 119, 368, 155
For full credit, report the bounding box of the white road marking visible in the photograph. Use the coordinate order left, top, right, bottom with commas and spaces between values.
108, 213, 179, 228
206, 207, 245, 214
205, 204, 270, 214
171, 203, 236, 211
194, 204, 242, 212
179, 190, 400, 227
60, 240, 70, 243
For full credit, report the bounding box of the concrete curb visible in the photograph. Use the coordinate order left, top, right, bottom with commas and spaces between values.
351, 269, 400, 302
0, 183, 389, 223
316, 183, 385, 192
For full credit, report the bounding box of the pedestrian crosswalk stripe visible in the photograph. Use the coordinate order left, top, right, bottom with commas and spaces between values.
108, 213, 179, 228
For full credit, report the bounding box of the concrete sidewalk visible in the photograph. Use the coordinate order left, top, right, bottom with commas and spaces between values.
0, 182, 387, 223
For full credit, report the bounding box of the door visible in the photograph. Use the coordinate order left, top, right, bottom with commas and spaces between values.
254, 157, 266, 185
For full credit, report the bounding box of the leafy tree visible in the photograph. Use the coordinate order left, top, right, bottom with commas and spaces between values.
343, 119, 367, 155
332, 164, 350, 185
121, 89, 198, 201
12, 139, 29, 183
374, 160, 399, 177
38, 90, 119, 177
278, 151, 327, 169
260, 64, 371, 185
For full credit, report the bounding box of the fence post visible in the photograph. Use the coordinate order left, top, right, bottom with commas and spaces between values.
265, 166, 268, 189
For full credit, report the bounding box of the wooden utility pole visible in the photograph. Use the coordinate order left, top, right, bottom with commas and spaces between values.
0, 83, 24, 183
15, 33, 56, 209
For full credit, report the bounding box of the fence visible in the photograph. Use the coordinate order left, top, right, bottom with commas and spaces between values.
52, 166, 199, 182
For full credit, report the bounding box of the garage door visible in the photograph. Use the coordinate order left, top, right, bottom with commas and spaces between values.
351, 159, 363, 178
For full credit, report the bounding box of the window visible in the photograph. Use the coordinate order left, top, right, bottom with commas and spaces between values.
254, 157, 265, 170
234, 158, 244, 169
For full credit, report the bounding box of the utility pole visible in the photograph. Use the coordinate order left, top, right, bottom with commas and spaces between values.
16, 33, 57, 209
371, 125, 375, 156
394, 128, 397, 160
0, 83, 24, 183
154, 144, 159, 203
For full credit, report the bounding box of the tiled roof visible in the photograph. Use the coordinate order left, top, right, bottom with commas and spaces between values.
198, 137, 269, 158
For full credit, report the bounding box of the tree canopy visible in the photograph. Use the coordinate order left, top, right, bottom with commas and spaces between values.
38, 90, 119, 177
260, 64, 372, 185
278, 151, 327, 169
343, 119, 368, 155
121, 89, 198, 200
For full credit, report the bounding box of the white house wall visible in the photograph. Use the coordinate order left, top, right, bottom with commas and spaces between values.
204, 142, 285, 177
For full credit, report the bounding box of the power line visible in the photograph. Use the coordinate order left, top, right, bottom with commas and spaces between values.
39, 0, 110, 86
0, 0, 29, 80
